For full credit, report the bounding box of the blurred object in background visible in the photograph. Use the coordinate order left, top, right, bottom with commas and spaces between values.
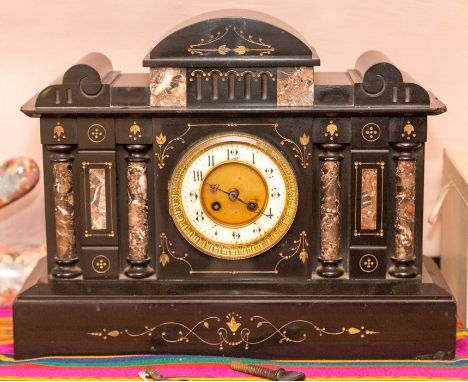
438, 149, 468, 326
0, 246, 46, 306
0, 157, 40, 209
0, 157, 42, 306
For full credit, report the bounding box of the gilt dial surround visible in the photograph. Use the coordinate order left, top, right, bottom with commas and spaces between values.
168, 133, 299, 260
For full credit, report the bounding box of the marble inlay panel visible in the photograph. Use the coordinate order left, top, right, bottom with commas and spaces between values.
150, 68, 187, 107
127, 162, 148, 260
320, 161, 341, 260
395, 160, 416, 259
89, 168, 107, 230
53, 163, 75, 259
277, 67, 314, 106
361, 168, 378, 230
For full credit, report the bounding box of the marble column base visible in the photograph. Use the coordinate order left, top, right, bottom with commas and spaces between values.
316, 257, 344, 278
51, 257, 82, 279
388, 256, 417, 278
124, 257, 154, 279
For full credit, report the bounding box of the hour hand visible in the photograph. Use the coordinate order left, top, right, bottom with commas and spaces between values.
208, 184, 236, 200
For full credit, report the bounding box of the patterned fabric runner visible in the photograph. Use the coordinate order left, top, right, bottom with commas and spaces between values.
1, 307, 468, 380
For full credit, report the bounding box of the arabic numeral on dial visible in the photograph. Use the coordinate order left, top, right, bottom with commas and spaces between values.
192, 170, 203, 182
189, 191, 199, 202
227, 148, 239, 160
265, 208, 274, 219
212, 225, 218, 236
252, 153, 256, 164
253, 225, 262, 234
270, 188, 281, 198
195, 210, 205, 222
264, 168, 274, 179
232, 229, 240, 240
208, 155, 215, 167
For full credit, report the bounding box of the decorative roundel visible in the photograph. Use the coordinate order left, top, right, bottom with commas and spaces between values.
359, 254, 378, 273
361, 123, 381, 142
92, 255, 111, 274
88, 124, 107, 143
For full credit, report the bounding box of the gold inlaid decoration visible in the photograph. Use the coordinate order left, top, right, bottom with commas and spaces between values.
92, 255, 110, 274
158, 231, 308, 275
155, 123, 311, 170
401, 121, 417, 140
324, 121, 339, 141
82, 161, 115, 238
354, 161, 385, 237
359, 254, 378, 273
155, 124, 192, 169
88, 312, 379, 348
273, 124, 311, 168
53, 122, 66, 142
188, 25, 274, 56
128, 122, 142, 141
189, 69, 275, 82
87, 124, 106, 143
361, 123, 381, 142
275, 231, 309, 269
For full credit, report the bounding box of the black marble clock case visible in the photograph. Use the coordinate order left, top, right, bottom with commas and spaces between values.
14, 15, 456, 360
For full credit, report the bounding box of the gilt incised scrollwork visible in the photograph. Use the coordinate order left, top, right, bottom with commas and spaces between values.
188, 25, 275, 56
155, 123, 310, 170
88, 311, 379, 349
159, 231, 308, 275
155, 124, 192, 169
273, 124, 311, 168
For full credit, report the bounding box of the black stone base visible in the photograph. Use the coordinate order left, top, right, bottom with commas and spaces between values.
13, 257, 456, 360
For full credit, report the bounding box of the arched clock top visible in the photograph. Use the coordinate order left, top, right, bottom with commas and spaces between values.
144, 16, 319, 68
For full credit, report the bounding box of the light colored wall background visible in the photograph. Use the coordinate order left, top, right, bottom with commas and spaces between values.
0, 0, 467, 255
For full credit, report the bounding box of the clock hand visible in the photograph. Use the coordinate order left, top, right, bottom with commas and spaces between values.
207, 183, 269, 217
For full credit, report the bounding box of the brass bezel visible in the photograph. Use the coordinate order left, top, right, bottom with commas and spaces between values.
168, 133, 298, 260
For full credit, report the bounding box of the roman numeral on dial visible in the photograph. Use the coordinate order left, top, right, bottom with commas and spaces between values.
192, 170, 203, 182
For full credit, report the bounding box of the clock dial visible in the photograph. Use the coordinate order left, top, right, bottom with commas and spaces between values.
168, 133, 298, 260
200, 161, 269, 227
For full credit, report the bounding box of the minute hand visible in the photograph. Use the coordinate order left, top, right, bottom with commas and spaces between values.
207, 183, 270, 218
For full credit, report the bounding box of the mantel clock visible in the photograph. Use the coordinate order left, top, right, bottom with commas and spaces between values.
13, 12, 456, 360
